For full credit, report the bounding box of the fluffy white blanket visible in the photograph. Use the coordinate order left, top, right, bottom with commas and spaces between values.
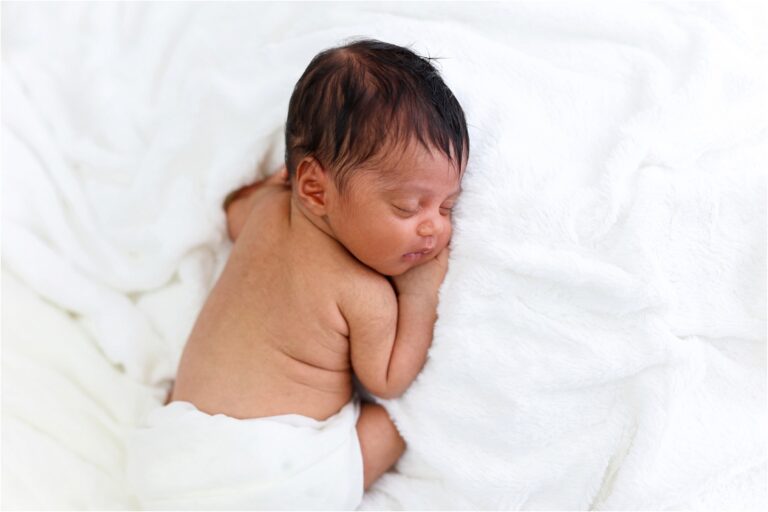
3, 2, 766, 510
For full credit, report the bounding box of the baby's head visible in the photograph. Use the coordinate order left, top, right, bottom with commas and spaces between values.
285, 38, 469, 276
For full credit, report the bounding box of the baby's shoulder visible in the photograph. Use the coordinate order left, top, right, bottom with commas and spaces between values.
335, 260, 396, 318
335, 254, 388, 289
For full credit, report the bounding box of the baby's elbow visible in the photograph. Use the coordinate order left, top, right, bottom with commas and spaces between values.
355, 366, 409, 400
371, 390, 397, 400
371, 382, 407, 400
365, 384, 395, 400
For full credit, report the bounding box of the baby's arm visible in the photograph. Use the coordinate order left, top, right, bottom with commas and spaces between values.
343, 248, 450, 399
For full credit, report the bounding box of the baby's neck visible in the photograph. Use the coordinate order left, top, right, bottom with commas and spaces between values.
289, 194, 342, 248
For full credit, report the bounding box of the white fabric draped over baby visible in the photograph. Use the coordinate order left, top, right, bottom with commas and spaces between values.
3, 2, 766, 509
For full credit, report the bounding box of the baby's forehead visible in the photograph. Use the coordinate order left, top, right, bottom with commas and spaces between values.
375, 168, 463, 197
388, 145, 461, 171
355, 137, 465, 195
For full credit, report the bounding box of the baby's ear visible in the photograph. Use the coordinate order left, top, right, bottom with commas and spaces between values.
295, 156, 331, 215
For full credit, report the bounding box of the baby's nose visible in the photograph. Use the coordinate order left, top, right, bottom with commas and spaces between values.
417, 220, 441, 237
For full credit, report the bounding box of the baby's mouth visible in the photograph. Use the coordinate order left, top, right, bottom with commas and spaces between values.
402, 247, 434, 262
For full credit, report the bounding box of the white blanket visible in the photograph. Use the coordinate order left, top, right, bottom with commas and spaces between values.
125, 399, 363, 510
3, 2, 766, 510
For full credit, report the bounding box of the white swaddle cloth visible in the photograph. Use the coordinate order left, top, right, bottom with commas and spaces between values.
124, 397, 364, 510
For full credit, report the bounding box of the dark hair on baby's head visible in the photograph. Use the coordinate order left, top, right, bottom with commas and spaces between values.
284, 37, 469, 194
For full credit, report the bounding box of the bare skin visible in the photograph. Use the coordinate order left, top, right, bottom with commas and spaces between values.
170, 139, 463, 490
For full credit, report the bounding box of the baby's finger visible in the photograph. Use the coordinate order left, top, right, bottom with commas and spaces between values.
266, 167, 285, 183
264, 167, 290, 188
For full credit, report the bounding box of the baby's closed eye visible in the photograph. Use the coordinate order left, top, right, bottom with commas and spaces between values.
393, 204, 417, 213
392, 202, 456, 216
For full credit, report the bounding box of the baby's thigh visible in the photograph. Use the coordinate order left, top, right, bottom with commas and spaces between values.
356, 402, 406, 490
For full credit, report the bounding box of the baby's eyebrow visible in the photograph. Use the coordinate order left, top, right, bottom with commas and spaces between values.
388, 185, 462, 197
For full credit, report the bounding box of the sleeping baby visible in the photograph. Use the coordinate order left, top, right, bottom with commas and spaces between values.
125, 37, 469, 510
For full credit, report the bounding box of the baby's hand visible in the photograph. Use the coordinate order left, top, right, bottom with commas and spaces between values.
391, 245, 450, 298
224, 166, 290, 241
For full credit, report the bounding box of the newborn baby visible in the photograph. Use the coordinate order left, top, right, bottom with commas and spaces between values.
125, 38, 469, 510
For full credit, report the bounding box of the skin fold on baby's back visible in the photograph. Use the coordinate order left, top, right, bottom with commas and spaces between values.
171, 187, 367, 421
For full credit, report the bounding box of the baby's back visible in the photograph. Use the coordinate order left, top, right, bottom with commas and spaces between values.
171, 188, 360, 421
